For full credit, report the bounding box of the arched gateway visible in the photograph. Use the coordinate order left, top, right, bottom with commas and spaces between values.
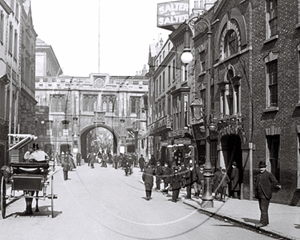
80, 124, 120, 160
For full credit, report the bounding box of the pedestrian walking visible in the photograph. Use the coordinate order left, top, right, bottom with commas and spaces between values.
139, 154, 145, 172
154, 161, 163, 190
192, 164, 204, 198
220, 168, 230, 202
162, 162, 172, 194
112, 153, 118, 169
61, 157, 70, 181
76, 152, 82, 166
170, 166, 183, 203
101, 152, 108, 167
89, 151, 96, 169
255, 161, 281, 228
230, 161, 240, 198
67, 152, 76, 171
142, 164, 155, 200
212, 167, 223, 200
184, 164, 194, 199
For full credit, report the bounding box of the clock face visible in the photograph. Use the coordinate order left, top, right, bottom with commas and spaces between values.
94, 77, 105, 88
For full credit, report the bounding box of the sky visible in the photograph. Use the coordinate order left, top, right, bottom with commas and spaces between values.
30, 0, 173, 77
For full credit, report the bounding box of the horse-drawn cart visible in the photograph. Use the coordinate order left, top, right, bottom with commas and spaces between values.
0, 134, 58, 219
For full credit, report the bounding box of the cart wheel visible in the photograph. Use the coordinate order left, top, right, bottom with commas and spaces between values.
0, 176, 6, 219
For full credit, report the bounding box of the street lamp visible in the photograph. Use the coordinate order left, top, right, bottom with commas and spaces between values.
182, 15, 219, 208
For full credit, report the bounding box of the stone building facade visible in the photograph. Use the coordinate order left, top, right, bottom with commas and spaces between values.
34, 74, 149, 160
0, 0, 37, 167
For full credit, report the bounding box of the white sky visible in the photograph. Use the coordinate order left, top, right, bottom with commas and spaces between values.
30, 0, 173, 77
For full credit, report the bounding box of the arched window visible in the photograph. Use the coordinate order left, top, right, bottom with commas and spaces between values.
224, 30, 238, 58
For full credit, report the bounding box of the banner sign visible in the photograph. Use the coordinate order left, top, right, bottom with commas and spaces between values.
157, 0, 189, 30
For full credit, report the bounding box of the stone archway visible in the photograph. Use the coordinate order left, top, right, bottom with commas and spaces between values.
80, 124, 120, 161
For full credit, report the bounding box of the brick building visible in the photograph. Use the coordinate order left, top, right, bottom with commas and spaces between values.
189, 0, 300, 205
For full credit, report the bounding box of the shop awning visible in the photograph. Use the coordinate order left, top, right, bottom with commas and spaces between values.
8, 134, 37, 151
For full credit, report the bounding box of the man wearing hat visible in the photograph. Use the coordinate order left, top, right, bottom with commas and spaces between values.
255, 161, 281, 228
230, 161, 240, 199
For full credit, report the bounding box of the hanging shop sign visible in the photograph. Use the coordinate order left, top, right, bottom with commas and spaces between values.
157, 0, 189, 30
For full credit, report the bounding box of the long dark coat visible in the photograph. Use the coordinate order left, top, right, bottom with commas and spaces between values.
139, 157, 145, 169
213, 169, 223, 192
184, 168, 194, 187
170, 171, 182, 191
255, 170, 279, 200
230, 167, 240, 191
142, 167, 154, 191
162, 165, 172, 183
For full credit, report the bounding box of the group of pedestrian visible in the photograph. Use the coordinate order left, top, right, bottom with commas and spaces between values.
142, 160, 205, 203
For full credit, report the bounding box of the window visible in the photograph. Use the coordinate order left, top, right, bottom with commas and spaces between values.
163, 72, 165, 91
267, 135, 280, 182
224, 30, 238, 58
199, 50, 205, 73
267, 0, 278, 37
9, 22, 13, 54
159, 76, 161, 93
14, 30, 18, 59
51, 95, 65, 112
168, 97, 171, 116
168, 65, 171, 85
184, 95, 188, 127
83, 95, 97, 112
0, 11, 4, 43
131, 97, 136, 113
15, 2, 19, 20
267, 60, 278, 107
162, 100, 165, 117
173, 96, 181, 129
173, 59, 176, 81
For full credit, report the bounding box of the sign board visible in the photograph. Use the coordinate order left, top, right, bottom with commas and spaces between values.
157, 0, 189, 31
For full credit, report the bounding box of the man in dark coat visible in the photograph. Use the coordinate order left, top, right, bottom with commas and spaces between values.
142, 164, 155, 200
170, 166, 183, 202
154, 161, 163, 190
212, 167, 223, 200
76, 152, 82, 166
255, 161, 281, 228
139, 154, 145, 172
61, 157, 70, 181
230, 161, 240, 198
162, 162, 172, 194
192, 164, 204, 198
184, 164, 194, 199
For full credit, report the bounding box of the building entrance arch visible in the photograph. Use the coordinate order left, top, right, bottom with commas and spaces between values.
220, 134, 243, 196
80, 124, 120, 161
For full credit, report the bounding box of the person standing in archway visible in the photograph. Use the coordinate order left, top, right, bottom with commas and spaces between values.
230, 161, 240, 199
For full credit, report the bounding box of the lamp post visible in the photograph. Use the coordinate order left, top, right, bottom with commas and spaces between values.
181, 16, 219, 208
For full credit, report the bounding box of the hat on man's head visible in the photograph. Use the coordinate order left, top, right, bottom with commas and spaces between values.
232, 161, 237, 166
258, 161, 267, 168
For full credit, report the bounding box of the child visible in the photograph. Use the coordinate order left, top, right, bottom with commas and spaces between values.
220, 168, 230, 202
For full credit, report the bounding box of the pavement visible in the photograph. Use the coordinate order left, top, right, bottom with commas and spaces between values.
137, 168, 300, 240
4, 164, 300, 240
